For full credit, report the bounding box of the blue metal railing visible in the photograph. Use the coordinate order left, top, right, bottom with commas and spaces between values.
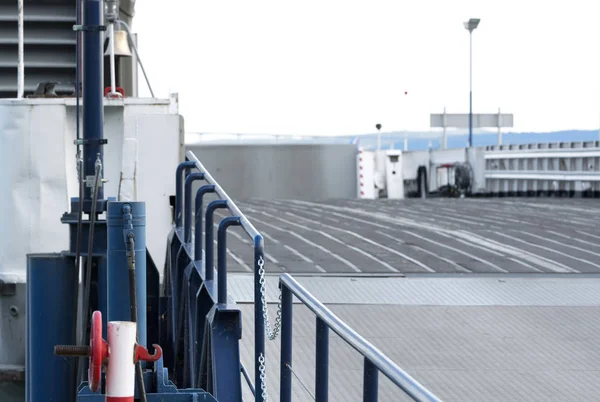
166, 151, 268, 401
279, 273, 442, 402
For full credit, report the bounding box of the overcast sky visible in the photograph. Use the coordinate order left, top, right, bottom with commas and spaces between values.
134, 0, 600, 136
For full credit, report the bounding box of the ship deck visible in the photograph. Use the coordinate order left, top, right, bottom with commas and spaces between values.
219, 198, 600, 401
220, 198, 600, 275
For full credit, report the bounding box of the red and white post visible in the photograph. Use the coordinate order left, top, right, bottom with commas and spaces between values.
106, 322, 137, 402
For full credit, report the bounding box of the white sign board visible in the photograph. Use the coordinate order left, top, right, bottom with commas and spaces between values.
430, 113, 514, 129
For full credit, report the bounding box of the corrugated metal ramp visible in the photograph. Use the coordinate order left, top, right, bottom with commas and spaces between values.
234, 276, 600, 401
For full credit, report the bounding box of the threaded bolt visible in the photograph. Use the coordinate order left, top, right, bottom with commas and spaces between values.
54, 345, 90, 357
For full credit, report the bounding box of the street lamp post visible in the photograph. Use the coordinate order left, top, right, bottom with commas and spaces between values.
464, 18, 480, 148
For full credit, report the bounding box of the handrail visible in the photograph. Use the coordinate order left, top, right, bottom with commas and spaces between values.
186, 150, 261, 239
279, 273, 442, 402
173, 151, 268, 402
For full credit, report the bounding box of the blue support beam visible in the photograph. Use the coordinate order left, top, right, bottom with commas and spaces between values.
363, 358, 379, 402
315, 317, 329, 402
280, 285, 293, 402
82, 0, 104, 208
26, 254, 78, 402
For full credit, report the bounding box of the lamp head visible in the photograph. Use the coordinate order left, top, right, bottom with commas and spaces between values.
464, 18, 480, 33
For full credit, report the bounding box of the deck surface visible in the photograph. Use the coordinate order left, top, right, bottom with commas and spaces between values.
223, 198, 600, 401
217, 198, 600, 275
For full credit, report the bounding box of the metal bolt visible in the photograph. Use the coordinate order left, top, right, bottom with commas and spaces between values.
54, 345, 91, 357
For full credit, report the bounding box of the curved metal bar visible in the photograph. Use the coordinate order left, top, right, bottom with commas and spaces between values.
184, 173, 205, 243
217, 216, 242, 304
175, 161, 196, 227
194, 185, 216, 261
185, 151, 260, 239
205, 200, 228, 281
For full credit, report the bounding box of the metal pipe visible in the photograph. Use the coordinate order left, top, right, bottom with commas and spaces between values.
184, 173, 205, 243
194, 185, 216, 261
205, 200, 228, 281
217, 216, 241, 304
280, 284, 293, 402
83, 0, 105, 205
315, 317, 329, 402
17, 0, 24, 98
254, 235, 266, 402
107, 202, 147, 347
175, 161, 196, 227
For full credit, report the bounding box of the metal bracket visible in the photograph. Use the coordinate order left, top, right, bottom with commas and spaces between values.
73, 139, 108, 146
72, 24, 107, 32
0, 280, 16, 296
85, 175, 104, 188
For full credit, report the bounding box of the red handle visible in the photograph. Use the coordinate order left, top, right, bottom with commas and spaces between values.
134, 344, 162, 363
89, 311, 109, 392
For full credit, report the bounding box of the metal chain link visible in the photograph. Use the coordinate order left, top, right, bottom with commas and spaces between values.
257, 255, 284, 402
259, 353, 268, 402
258, 256, 282, 341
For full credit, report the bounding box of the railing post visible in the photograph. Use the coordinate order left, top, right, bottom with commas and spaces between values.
363, 358, 378, 402
280, 283, 293, 402
254, 236, 266, 402
315, 317, 329, 402
184, 173, 205, 243
194, 185, 216, 261
217, 217, 241, 304
175, 161, 196, 227
205, 200, 228, 281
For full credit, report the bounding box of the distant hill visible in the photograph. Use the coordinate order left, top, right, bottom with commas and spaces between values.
346, 129, 600, 151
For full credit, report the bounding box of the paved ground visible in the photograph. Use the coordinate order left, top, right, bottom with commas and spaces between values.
213, 198, 600, 275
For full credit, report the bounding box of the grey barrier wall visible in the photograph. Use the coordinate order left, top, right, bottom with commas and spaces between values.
186, 143, 358, 200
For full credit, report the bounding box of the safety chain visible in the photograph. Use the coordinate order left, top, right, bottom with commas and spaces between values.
258, 353, 268, 402
258, 256, 282, 341
257, 255, 284, 402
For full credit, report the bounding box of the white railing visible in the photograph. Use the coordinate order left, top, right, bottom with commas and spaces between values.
484, 141, 600, 194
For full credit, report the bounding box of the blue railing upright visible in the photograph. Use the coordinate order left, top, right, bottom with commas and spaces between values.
279, 273, 442, 402
164, 151, 270, 401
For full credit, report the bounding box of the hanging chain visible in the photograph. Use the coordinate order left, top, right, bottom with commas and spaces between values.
258, 256, 282, 341
257, 255, 284, 402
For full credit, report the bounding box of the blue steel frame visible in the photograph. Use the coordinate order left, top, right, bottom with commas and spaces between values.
164, 150, 268, 401
279, 273, 442, 402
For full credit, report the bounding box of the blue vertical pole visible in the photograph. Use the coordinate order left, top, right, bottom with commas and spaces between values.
205, 200, 228, 281
254, 235, 266, 402
195, 185, 216, 261
280, 284, 293, 402
184, 173, 204, 243
315, 317, 329, 402
82, 0, 104, 207
107, 201, 147, 347
217, 217, 241, 304
363, 358, 379, 402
